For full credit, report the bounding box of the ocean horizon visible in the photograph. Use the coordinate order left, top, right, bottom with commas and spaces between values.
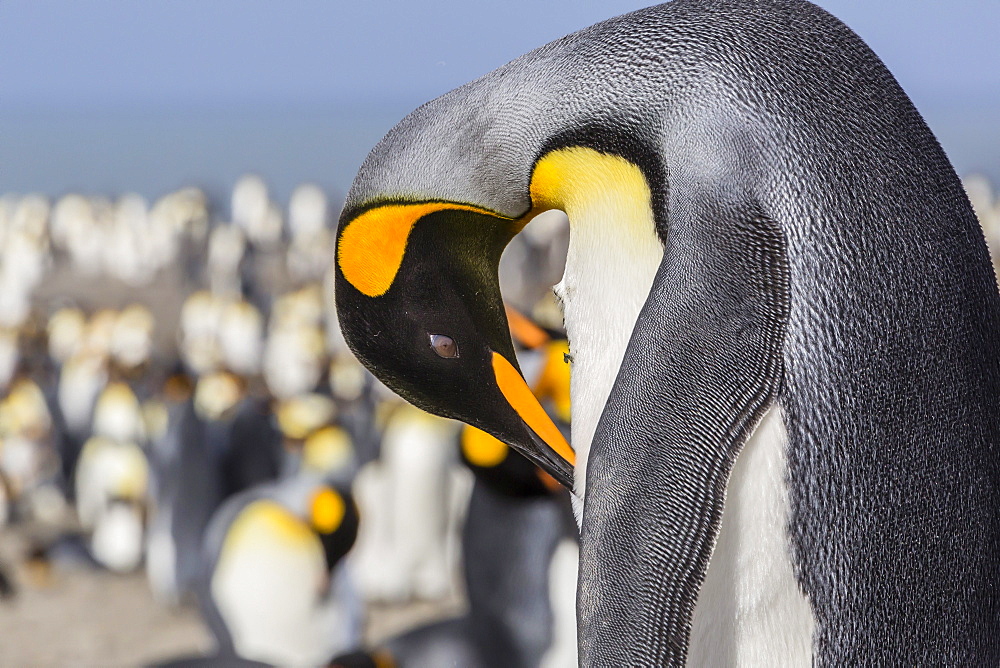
3, 101, 999, 217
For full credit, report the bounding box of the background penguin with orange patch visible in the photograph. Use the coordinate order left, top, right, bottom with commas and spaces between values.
194, 475, 362, 667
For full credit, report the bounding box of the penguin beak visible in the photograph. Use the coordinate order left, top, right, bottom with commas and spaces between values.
491, 351, 575, 488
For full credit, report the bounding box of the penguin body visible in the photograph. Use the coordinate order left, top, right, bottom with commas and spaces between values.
74, 434, 149, 572
54, 351, 106, 488
198, 476, 362, 666
335, 1, 1000, 664
146, 382, 282, 603
455, 468, 575, 668
147, 397, 220, 603
0, 377, 61, 523
328, 355, 380, 467
350, 403, 461, 603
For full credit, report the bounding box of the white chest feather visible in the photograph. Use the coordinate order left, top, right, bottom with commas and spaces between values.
529, 147, 664, 503
558, 224, 661, 503
688, 406, 815, 666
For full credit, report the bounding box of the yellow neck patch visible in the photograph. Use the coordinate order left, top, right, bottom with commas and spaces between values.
338, 202, 509, 297
529, 146, 653, 223
461, 423, 509, 468
226, 500, 314, 547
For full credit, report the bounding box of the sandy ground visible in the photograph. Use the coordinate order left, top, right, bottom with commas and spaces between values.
0, 520, 463, 667
0, 460, 466, 663
0, 528, 210, 667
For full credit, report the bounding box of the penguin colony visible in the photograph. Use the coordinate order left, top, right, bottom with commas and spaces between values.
0, 165, 578, 664
334, 0, 1000, 665
0, 1, 997, 666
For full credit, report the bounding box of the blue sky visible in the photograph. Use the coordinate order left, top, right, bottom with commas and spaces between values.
3, 1, 998, 112
2, 1, 998, 200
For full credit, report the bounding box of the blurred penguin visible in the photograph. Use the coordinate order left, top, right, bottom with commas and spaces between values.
147, 297, 281, 604
47, 307, 87, 370
350, 401, 463, 603
74, 433, 149, 573
334, 426, 578, 668
274, 392, 343, 477
197, 476, 362, 666
0, 369, 62, 525
286, 183, 333, 285
74, 303, 159, 574
145, 366, 210, 605
64, 196, 112, 277
327, 354, 379, 467
207, 224, 248, 300
0, 196, 51, 331
108, 304, 156, 388
53, 311, 113, 494
147, 367, 282, 604
232, 174, 282, 251
50, 194, 89, 258
60, 305, 159, 572
263, 285, 327, 403
148, 187, 210, 281
91, 380, 146, 452
218, 299, 264, 380
178, 291, 225, 377
106, 193, 157, 287
265, 285, 360, 479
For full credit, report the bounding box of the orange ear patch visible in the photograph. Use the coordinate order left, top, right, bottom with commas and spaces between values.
338, 202, 506, 297
310, 487, 346, 534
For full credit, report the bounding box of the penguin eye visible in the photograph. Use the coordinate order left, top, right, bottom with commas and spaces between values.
429, 334, 459, 359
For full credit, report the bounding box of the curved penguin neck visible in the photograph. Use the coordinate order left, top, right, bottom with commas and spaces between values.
530, 147, 664, 506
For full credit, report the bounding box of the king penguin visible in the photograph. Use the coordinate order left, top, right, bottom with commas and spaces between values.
146, 368, 283, 605
333, 1, 1000, 664
197, 475, 363, 666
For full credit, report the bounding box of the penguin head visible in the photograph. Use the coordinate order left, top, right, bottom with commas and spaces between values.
332, 73, 657, 495
336, 205, 574, 488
